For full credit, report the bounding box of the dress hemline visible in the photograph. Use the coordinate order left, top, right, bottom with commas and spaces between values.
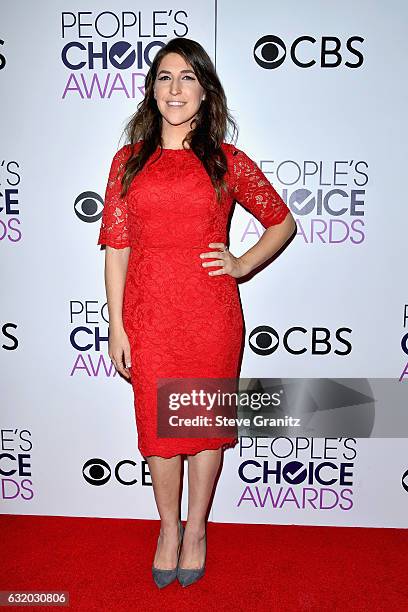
139, 437, 238, 459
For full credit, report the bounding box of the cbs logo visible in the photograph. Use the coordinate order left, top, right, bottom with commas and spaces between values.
254, 35, 364, 69
82, 458, 151, 486
249, 325, 352, 356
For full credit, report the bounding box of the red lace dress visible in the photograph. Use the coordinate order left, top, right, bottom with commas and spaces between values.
97, 141, 290, 458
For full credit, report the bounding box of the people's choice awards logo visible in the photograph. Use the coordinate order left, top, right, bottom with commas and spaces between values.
0, 429, 34, 503
237, 437, 357, 511
239, 158, 368, 246
0, 158, 22, 243
60, 11, 189, 99
399, 305, 408, 382
69, 300, 122, 378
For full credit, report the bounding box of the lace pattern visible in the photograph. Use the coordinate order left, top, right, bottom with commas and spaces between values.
229, 145, 290, 227
97, 144, 132, 249
96, 141, 290, 458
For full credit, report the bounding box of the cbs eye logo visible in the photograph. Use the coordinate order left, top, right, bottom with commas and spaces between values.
74, 191, 104, 223
83, 458, 112, 485
0, 39, 6, 70
402, 469, 408, 493
254, 35, 287, 69
249, 325, 279, 355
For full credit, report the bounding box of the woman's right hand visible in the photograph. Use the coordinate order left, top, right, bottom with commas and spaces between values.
108, 325, 132, 379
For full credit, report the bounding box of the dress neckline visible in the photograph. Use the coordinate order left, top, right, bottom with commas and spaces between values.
157, 146, 192, 152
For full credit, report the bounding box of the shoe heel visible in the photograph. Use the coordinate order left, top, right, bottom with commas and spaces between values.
178, 520, 185, 543
177, 532, 206, 587
152, 519, 184, 589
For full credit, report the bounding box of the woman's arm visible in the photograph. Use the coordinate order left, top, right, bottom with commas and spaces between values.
104, 246, 132, 379
201, 146, 296, 278
230, 145, 296, 275
237, 212, 296, 275
105, 246, 130, 329
97, 145, 133, 379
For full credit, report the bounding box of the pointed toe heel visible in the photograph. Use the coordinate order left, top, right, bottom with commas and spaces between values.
152, 520, 184, 589
177, 564, 206, 587
177, 533, 206, 587
152, 566, 177, 589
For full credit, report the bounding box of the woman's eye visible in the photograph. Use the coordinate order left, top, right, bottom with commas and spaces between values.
157, 75, 195, 81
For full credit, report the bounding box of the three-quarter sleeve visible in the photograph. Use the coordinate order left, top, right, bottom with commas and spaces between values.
230, 146, 290, 228
97, 144, 132, 249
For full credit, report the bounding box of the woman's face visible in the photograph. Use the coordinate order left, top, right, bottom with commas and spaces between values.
154, 52, 205, 130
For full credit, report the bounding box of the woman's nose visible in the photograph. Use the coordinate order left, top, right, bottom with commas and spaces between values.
169, 80, 182, 95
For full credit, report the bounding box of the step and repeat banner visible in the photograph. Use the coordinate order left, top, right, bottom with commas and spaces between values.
1, 1, 407, 528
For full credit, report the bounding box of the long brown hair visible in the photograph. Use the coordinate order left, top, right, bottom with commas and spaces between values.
118, 37, 238, 202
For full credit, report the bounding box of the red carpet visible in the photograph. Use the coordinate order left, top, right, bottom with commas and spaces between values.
2, 514, 408, 611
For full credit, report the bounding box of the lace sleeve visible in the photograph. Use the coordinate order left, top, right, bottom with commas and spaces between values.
97, 145, 132, 249
231, 146, 290, 228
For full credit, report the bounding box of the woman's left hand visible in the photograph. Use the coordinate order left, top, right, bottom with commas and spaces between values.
199, 243, 251, 279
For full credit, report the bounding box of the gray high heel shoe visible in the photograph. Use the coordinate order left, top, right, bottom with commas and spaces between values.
152, 520, 184, 589
177, 532, 206, 587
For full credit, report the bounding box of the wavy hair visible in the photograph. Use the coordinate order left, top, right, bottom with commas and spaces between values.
118, 37, 238, 203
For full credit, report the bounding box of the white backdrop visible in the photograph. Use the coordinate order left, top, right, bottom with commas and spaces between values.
1, 1, 407, 528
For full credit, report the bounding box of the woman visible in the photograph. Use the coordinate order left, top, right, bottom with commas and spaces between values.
97, 37, 296, 588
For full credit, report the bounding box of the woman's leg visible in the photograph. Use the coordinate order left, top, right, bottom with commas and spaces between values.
147, 454, 182, 569
179, 448, 222, 568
